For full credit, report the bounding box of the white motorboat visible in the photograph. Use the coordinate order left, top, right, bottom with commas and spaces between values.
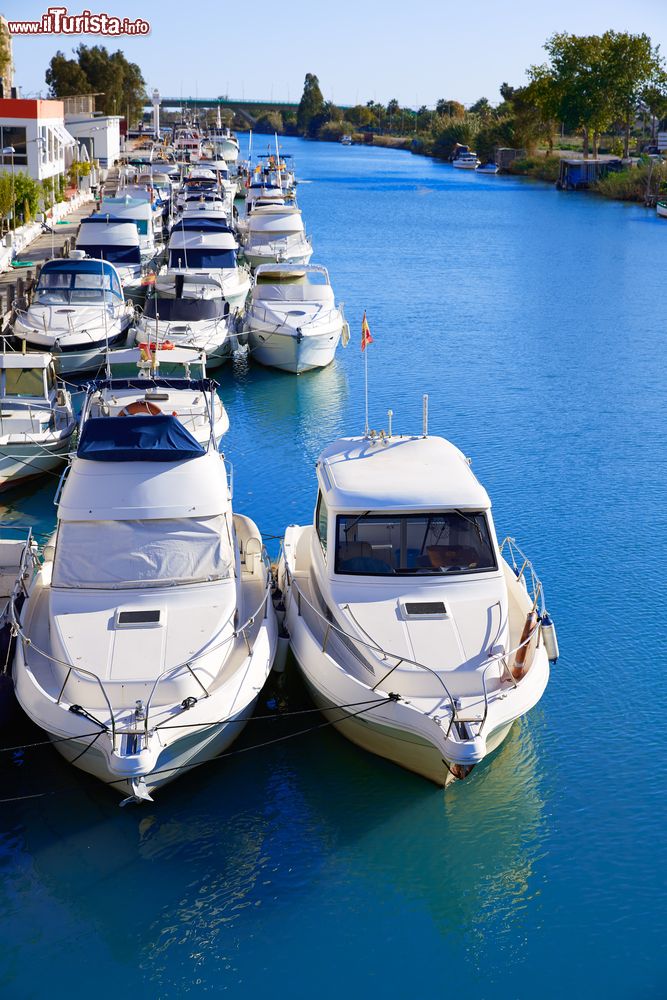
12, 407, 277, 802
340, 135, 353, 146
76, 218, 143, 293
278, 408, 556, 786
477, 162, 499, 174
84, 345, 229, 447
132, 273, 237, 368
242, 205, 313, 268
0, 353, 76, 489
99, 196, 160, 264
656, 200, 667, 218
211, 127, 240, 164
246, 264, 348, 373
453, 152, 481, 169
165, 223, 251, 314
12, 258, 134, 376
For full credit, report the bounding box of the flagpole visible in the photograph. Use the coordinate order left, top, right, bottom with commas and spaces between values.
364, 345, 369, 437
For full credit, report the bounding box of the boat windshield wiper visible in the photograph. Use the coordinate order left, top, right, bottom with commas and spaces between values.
454, 509, 485, 544
344, 511, 371, 536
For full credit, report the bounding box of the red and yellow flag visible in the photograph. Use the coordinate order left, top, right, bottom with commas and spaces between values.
361, 311, 373, 352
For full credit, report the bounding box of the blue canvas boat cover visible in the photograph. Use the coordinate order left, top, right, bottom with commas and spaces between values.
77, 415, 206, 462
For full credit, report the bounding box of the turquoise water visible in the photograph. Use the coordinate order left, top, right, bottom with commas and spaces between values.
1, 136, 665, 998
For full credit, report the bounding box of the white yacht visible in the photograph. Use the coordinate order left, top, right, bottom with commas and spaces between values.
246, 264, 348, 373
278, 409, 556, 786
85, 345, 229, 448
211, 127, 240, 164
453, 152, 481, 170
76, 218, 143, 293
12, 258, 134, 376
165, 222, 251, 314
476, 162, 499, 174
0, 353, 76, 490
132, 273, 237, 369
242, 205, 313, 268
12, 406, 277, 802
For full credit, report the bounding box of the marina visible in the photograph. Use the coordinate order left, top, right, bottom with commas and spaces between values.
0, 126, 664, 997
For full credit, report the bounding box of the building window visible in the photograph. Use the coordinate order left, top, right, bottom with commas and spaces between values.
39, 126, 48, 164
0, 126, 28, 165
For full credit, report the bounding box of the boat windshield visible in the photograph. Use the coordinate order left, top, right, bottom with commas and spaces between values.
1, 367, 45, 398
335, 512, 497, 576
52, 515, 233, 589
168, 249, 236, 269
35, 269, 122, 305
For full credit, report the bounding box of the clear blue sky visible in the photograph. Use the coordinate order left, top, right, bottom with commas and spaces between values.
4, 0, 667, 108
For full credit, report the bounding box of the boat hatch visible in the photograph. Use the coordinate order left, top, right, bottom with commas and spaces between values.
400, 601, 448, 620
116, 609, 162, 628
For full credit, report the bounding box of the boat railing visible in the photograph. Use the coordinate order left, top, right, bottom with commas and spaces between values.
500, 536, 546, 615
284, 560, 542, 738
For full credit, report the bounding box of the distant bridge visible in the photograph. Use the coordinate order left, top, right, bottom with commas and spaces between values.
154, 97, 352, 113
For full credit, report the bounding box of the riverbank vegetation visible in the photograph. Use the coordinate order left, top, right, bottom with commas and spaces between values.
290, 30, 667, 172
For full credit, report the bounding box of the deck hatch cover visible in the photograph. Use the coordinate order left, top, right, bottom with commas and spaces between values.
404, 602, 446, 616
117, 610, 161, 625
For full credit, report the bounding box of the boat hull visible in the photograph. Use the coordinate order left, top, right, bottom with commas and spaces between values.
247, 323, 342, 373
0, 438, 72, 490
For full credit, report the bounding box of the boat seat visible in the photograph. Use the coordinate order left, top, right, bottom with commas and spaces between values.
422, 545, 479, 569
337, 543, 393, 575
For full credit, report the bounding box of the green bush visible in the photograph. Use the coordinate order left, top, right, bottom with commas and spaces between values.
432, 119, 479, 159
508, 156, 561, 182
594, 162, 666, 201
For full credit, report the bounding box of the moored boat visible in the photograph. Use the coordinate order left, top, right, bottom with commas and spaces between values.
278, 408, 556, 786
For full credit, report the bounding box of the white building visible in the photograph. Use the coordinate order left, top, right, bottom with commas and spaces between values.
0, 97, 76, 183
63, 96, 121, 169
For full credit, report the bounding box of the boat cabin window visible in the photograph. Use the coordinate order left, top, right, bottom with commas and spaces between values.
52, 515, 234, 589
2, 367, 46, 398
144, 296, 229, 321
334, 512, 497, 576
315, 492, 328, 554
77, 243, 141, 266
168, 249, 236, 270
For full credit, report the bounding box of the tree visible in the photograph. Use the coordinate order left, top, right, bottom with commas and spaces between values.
45, 50, 89, 96
602, 32, 665, 156
469, 97, 493, 120
296, 73, 325, 135
436, 99, 465, 118
0, 174, 13, 232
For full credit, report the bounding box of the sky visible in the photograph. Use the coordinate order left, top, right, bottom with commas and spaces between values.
4, 0, 667, 109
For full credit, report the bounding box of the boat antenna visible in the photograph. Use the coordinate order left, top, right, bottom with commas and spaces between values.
361, 311, 373, 437
422, 393, 429, 438
100, 253, 111, 379
275, 131, 282, 193
387, 408, 393, 438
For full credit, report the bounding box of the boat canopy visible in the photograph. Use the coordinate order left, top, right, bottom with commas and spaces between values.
78, 415, 205, 463
99, 198, 153, 234
169, 230, 237, 251
144, 296, 229, 321
248, 210, 304, 235
174, 217, 233, 234
77, 221, 141, 266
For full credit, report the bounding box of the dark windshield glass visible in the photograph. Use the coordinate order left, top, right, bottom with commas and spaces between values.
144, 297, 228, 321
335, 512, 496, 576
168, 249, 236, 269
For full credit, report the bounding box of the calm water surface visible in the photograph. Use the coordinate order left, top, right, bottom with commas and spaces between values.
1, 136, 665, 998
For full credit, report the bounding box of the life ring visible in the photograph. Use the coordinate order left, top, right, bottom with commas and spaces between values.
119, 399, 162, 417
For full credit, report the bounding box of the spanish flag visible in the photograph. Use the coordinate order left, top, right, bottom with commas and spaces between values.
361, 311, 373, 352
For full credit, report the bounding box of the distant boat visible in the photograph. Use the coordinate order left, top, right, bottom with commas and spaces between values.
477, 162, 498, 174
340, 135, 353, 146
656, 200, 667, 218
453, 152, 481, 170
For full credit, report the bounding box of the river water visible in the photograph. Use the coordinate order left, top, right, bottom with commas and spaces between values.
0, 136, 664, 998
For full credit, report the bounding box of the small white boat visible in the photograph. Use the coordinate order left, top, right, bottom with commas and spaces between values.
12, 405, 277, 802
278, 407, 556, 787
246, 264, 348, 373
476, 162, 499, 174
453, 152, 481, 170
84, 346, 229, 448
340, 135, 353, 146
12, 258, 134, 376
132, 273, 237, 368
242, 205, 313, 268
0, 353, 76, 489
656, 200, 667, 218
76, 218, 144, 293
211, 127, 240, 164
